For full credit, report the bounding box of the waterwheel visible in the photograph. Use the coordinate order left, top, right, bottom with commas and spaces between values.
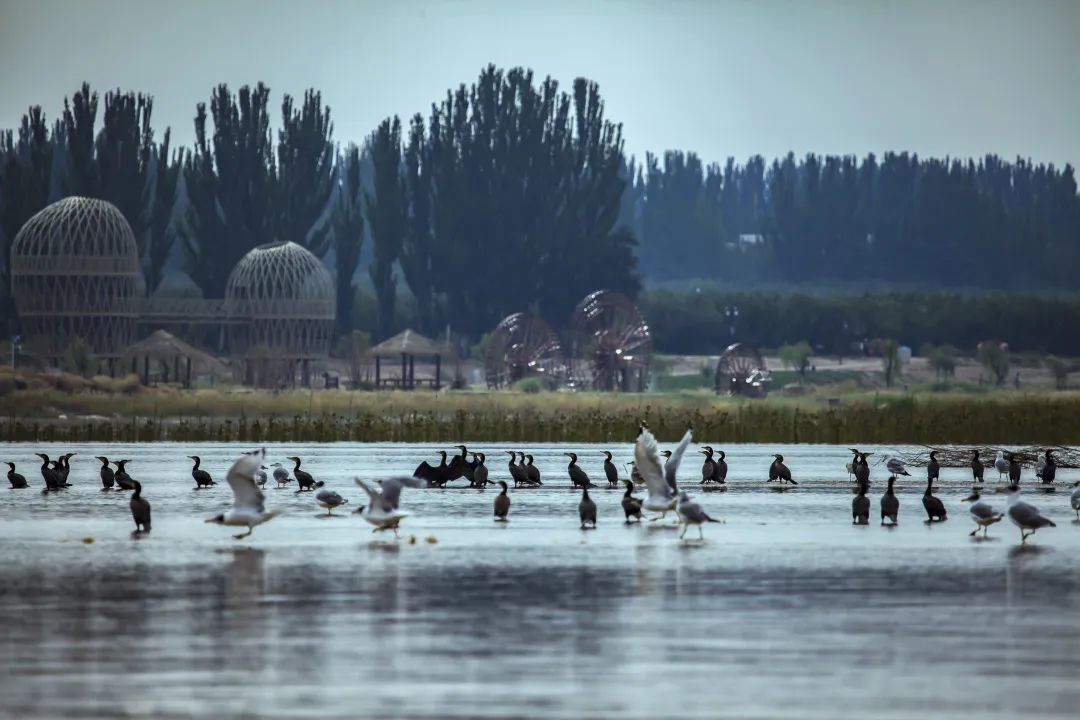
566, 290, 652, 392
484, 313, 564, 389
714, 343, 769, 397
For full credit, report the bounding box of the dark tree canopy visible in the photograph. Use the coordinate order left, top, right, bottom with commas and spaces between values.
331, 143, 365, 337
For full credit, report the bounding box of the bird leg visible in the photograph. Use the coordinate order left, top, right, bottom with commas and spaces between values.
679, 524, 687, 539
970, 527, 979, 537
233, 527, 253, 540
698, 525, 704, 541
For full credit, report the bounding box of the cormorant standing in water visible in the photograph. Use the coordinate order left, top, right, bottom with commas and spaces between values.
621, 480, 643, 523
699, 447, 716, 484
188, 455, 215, 489
58, 453, 75, 486
1008, 454, 1022, 485
524, 454, 542, 486
602, 451, 619, 486
130, 480, 151, 533
927, 451, 940, 484
493, 480, 510, 521
578, 486, 597, 529
415, 450, 450, 487
506, 451, 528, 487
287, 456, 316, 491
113, 460, 136, 491
880, 477, 899, 525
472, 453, 489, 487
713, 450, 728, 484
922, 477, 947, 522
6, 462, 27, 489
852, 482, 870, 525
846, 448, 860, 480
95, 456, 114, 490
971, 450, 984, 483
448, 445, 471, 484
35, 453, 62, 491
1036, 449, 1056, 483
854, 452, 871, 486
564, 452, 593, 489
768, 454, 797, 485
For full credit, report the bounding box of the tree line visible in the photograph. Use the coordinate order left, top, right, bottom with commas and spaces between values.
2, 67, 1079, 355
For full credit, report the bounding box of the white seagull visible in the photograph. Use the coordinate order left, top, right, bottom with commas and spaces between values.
676, 491, 720, 540
355, 476, 426, 537
1004, 484, 1056, 544
205, 450, 282, 539
271, 462, 292, 488
886, 457, 910, 478
1069, 482, 1080, 520
961, 487, 1003, 537
994, 451, 1009, 481
315, 483, 348, 515
635, 424, 691, 521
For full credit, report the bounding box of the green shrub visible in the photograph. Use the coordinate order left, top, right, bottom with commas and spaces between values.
513, 377, 543, 394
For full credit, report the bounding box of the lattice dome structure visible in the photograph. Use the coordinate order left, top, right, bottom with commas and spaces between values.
484, 312, 565, 389
566, 290, 652, 392
10, 196, 141, 358
225, 241, 334, 385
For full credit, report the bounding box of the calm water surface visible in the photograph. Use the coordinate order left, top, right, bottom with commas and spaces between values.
1, 442, 1078, 719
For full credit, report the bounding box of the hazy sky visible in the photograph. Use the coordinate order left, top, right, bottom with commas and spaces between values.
1, 0, 1078, 167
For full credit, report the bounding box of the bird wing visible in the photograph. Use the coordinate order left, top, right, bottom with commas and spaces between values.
663, 427, 692, 492
412, 461, 436, 482
886, 458, 904, 473
378, 476, 427, 511
226, 453, 266, 514
354, 478, 382, 506
634, 427, 670, 499
1010, 500, 1052, 527
678, 497, 710, 522
969, 501, 1000, 520
316, 489, 343, 504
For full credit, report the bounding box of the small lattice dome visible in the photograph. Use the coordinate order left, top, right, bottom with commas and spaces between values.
11, 196, 141, 357
225, 241, 334, 361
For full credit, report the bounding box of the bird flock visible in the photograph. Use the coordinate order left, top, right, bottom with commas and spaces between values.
5, 437, 1078, 545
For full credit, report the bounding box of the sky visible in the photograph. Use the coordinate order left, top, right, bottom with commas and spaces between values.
1, 0, 1078, 167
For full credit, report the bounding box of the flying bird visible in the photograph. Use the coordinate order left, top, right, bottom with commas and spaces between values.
1004, 484, 1056, 544
635, 424, 690, 520
962, 488, 1003, 537
354, 476, 427, 537
493, 480, 510, 521
205, 450, 282, 539
676, 491, 719, 540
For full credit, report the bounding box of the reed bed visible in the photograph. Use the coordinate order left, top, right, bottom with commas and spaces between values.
2, 387, 1080, 444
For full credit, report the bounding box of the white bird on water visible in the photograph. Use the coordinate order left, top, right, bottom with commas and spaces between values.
961, 487, 1003, 537
1069, 482, 1080, 520
886, 458, 910, 478
315, 484, 349, 515
676, 491, 720, 540
205, 450, 282, 539
354, 476, 427, 537
1004, 484, 1056, 544
994, 451, 1009, 482
634, 423, 691, 521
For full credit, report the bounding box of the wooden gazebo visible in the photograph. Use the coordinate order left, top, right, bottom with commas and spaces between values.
370, 330, 444, 390
123, 330, 227, 388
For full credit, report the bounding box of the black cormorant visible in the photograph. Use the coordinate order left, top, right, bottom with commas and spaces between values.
506, 451, 528, 487
188, 455, 216, 489
971, 450, 984, 483
493, 480, 510, 521
6, 462, 27, 489
113, 460, 136, 491
699, 447, 716, 484
880, 476, 899, 525
1036, 449, 1056, 483
448, 445, 471, 484
927, 451, 940, 483
621, 480, 643, 523
95, 456, 114, 490
287, 456, 316, 492
713, 450, 728, 484
1008, 454, 1022, 485
922, 477, 947, 522
414, 451, 450, 487
602, 451, 619, 486
130, 480, 151, 532
524, 454, 542, 486
854, 452, 871, 486
578, 486, 597, 529
564, 452, 592, 489
852, 482, 870, 524
768, 454, 797, 485
35, 453, 62, 491
58, 453, 75, 486
472, 453, 489, 487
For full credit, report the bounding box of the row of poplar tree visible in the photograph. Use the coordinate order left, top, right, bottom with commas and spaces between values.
0, 65, 637, 343
3, 65, 1079, 346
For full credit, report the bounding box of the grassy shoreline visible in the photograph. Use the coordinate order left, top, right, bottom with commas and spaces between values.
2, 388, 1079, 444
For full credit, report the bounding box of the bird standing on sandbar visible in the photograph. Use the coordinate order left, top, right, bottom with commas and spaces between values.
288, 456, 316, 492
769, 454, 797, 485
58, 453, 75, 486
130, 480, 151, 533
846, 449, 860, 481
961, 488, 1002, 537
1008, 454, 1022, 486
603, 451, 619, 487
6, 462, 27, 489
1036, 450, 1056, 483
886, 458, 910, 479
971, 450, 984, 484
676, 491, 719, 540
314, 484, 348, 515
1004, 484, 1055, 544
927, 451, 940, 484
36, 453, 62, 492
922, 477, 947, 522
188, 455, 216, 489
354, 476, 426, 537
205, 450, 282, 539
271, 463, 292, 488
472, 453, 489, 487
493, 480, 510, 521
524, 454, 542, 486
95, 456, 114, 490
994, 451, 1009, 482
565, 452, 593, 489
506, 451, 528, 488
700, 447, 716, 484
854, 452, 872, 486
852, 482, 870, 525
712, 450, 728, 484
880, 476, 899, 525
255, 466, 268, 487
113, 460, 135, 491
415, 450, 450, 487
578, 486, 597, 529
621, 480, 643, 523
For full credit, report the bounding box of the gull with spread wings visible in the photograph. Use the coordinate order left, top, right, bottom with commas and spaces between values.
635, 423, 692, 522
205, 450, 282, 539
355, 476, 427, 537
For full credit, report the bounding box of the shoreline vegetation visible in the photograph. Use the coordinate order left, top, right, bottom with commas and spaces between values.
3, 387, 1080, 445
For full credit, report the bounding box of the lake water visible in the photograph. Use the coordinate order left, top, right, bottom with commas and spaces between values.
1, 442, 1078, 719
